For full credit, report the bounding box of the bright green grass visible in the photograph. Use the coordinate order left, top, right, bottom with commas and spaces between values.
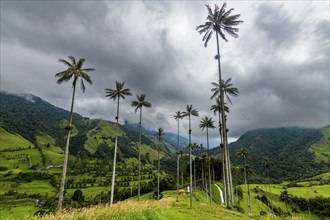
309, 126, 330, 163
43, 149, 64, 166
0, 148, 42, 170
15, 180, 56, 195
310, 172, 330, 181
0, 128, 34, 150
36, 134, 56, 147
66, 186, 111, 201
0, 199, 39, 220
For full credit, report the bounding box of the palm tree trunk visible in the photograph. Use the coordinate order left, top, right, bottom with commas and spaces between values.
57, 81, 76, 211
110, 98, 120, 206
189, 115, 193, 208
176, 120, 180, 202
244, 167, 252, 215
207, 128, 212, 206
157, 147, 160, 201
194, 158, 196, 191
138, 108, 142, 202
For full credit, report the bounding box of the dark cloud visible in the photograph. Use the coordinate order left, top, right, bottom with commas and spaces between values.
1, 1, 329, 147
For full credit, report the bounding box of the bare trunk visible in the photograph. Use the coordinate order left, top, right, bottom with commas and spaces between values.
189, 115, 193, 208
176, 119, 180, 202
138, 108, 142, 202
244, 166, 252, 215
110, 98, 120, 205
157, 147, 160, 201
207, 128, 212, 205
57, 81, 76, 211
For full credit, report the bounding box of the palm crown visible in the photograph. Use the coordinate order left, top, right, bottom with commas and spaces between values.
199, 116, 216, 131
174, 111, 183, 120
55, 56, 95, 92
131, 94, 151, 112
196, 3, 243, 47
105, 81, 132, 101
182, 105, 199, 118
155, 128, 164, 142
211, 78, 239, 103
210, 97, 229, 115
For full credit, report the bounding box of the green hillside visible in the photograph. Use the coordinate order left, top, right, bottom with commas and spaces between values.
309, 126, 330, 163
0, 127, 34, 150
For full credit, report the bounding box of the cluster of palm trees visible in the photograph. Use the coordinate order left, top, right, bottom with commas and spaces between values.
55, 2, 243, 212
196, 2, 243, 207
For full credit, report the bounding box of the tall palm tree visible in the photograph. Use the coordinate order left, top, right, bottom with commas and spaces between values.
237, 148, 252, 215
55, 56, 94, 211
131, 94, 151, 202
197, 3, 242, 207
105, 81, 132, 205
262, 158, 272, 212
182, 104, 199, 208
155, 127, 164, 201
199, 116, 215, 205
174, 111, 183, 200
211, 78, 239, 103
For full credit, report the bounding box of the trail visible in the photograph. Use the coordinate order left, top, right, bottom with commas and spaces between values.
214, 183, 225, 206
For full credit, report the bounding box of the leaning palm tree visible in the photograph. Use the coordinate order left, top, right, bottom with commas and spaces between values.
131, 94, 151, 202
199, 116, 215, 205
197, 3, 243, 207
174, 111, 183, 200
55, 56, 94, 211
182, 104, 199, 208
155, 127, 164, 201
237, 148, 252, 215
105, 81, 132, 205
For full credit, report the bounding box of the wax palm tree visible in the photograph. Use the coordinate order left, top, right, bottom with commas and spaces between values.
105, 81, 132, 205
237, 148, 252, 215
155, 127, 164, 201
262, 158, 272, 212
201, 153, 209, 203
191, 143, 199, 191
182, 104, 199, 208
199, 116, 215, 205
211, 78, 239, 103
132, 94, 151, 202
55, 56, 94, 211
197, 3, 242, 207
174, 111, 183, 200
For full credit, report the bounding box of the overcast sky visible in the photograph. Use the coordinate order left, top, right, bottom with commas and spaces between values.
1, 1, 329, 147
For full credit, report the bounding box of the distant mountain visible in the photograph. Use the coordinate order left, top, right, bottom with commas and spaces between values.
209, 126, 330, 182
123, 121, 189, 149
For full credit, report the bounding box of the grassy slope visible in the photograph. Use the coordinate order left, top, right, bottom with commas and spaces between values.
0, 127, 34, 150
309, 126, 330, 163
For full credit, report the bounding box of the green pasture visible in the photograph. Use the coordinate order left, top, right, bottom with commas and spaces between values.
309, 126, 330, 163
43, 149, 64, 166
0, 199, 39, 220
36, 134, 56, 147
0, 148, 42, 170
0, 128, 34, 150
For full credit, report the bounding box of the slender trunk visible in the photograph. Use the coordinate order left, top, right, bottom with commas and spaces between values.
194, 158, 196, 191
110, 98, 120, 206
268, 170, 273, 212
157, 147, 160, 201
189, 115, 193, 208
176, 119, 180, 202
244, 166, 252, 215
207, 128, 212, 206
138, 108, 142, 202
57, 81, 76, 211
226, 133, 234, 206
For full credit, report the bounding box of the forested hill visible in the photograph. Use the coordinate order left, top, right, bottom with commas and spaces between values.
210, 126, 330, 182
0, 91, 180, 159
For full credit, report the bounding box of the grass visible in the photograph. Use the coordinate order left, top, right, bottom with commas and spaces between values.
0, 127, 34, 150
309, 126, 330, 163
0, 199, 39, 220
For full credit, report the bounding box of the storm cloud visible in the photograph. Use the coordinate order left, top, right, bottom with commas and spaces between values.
1, 1, 329, 147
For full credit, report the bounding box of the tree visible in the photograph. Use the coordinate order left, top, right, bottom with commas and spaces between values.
155, 127, 164, 201
182, 105, 199, 208
237, 148, 252, 215
199, 116, 215, 205
105, 81, 132, 205
55, 56, 94, 211
131, 94, 151, 202
211, 78, 239, 104
197, 3, 243, 207
190, 143, 199, 191
174, 111, 184, 201
262, 158, 272, 212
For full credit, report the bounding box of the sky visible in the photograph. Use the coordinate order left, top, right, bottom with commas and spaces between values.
1, 1, 329, 147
